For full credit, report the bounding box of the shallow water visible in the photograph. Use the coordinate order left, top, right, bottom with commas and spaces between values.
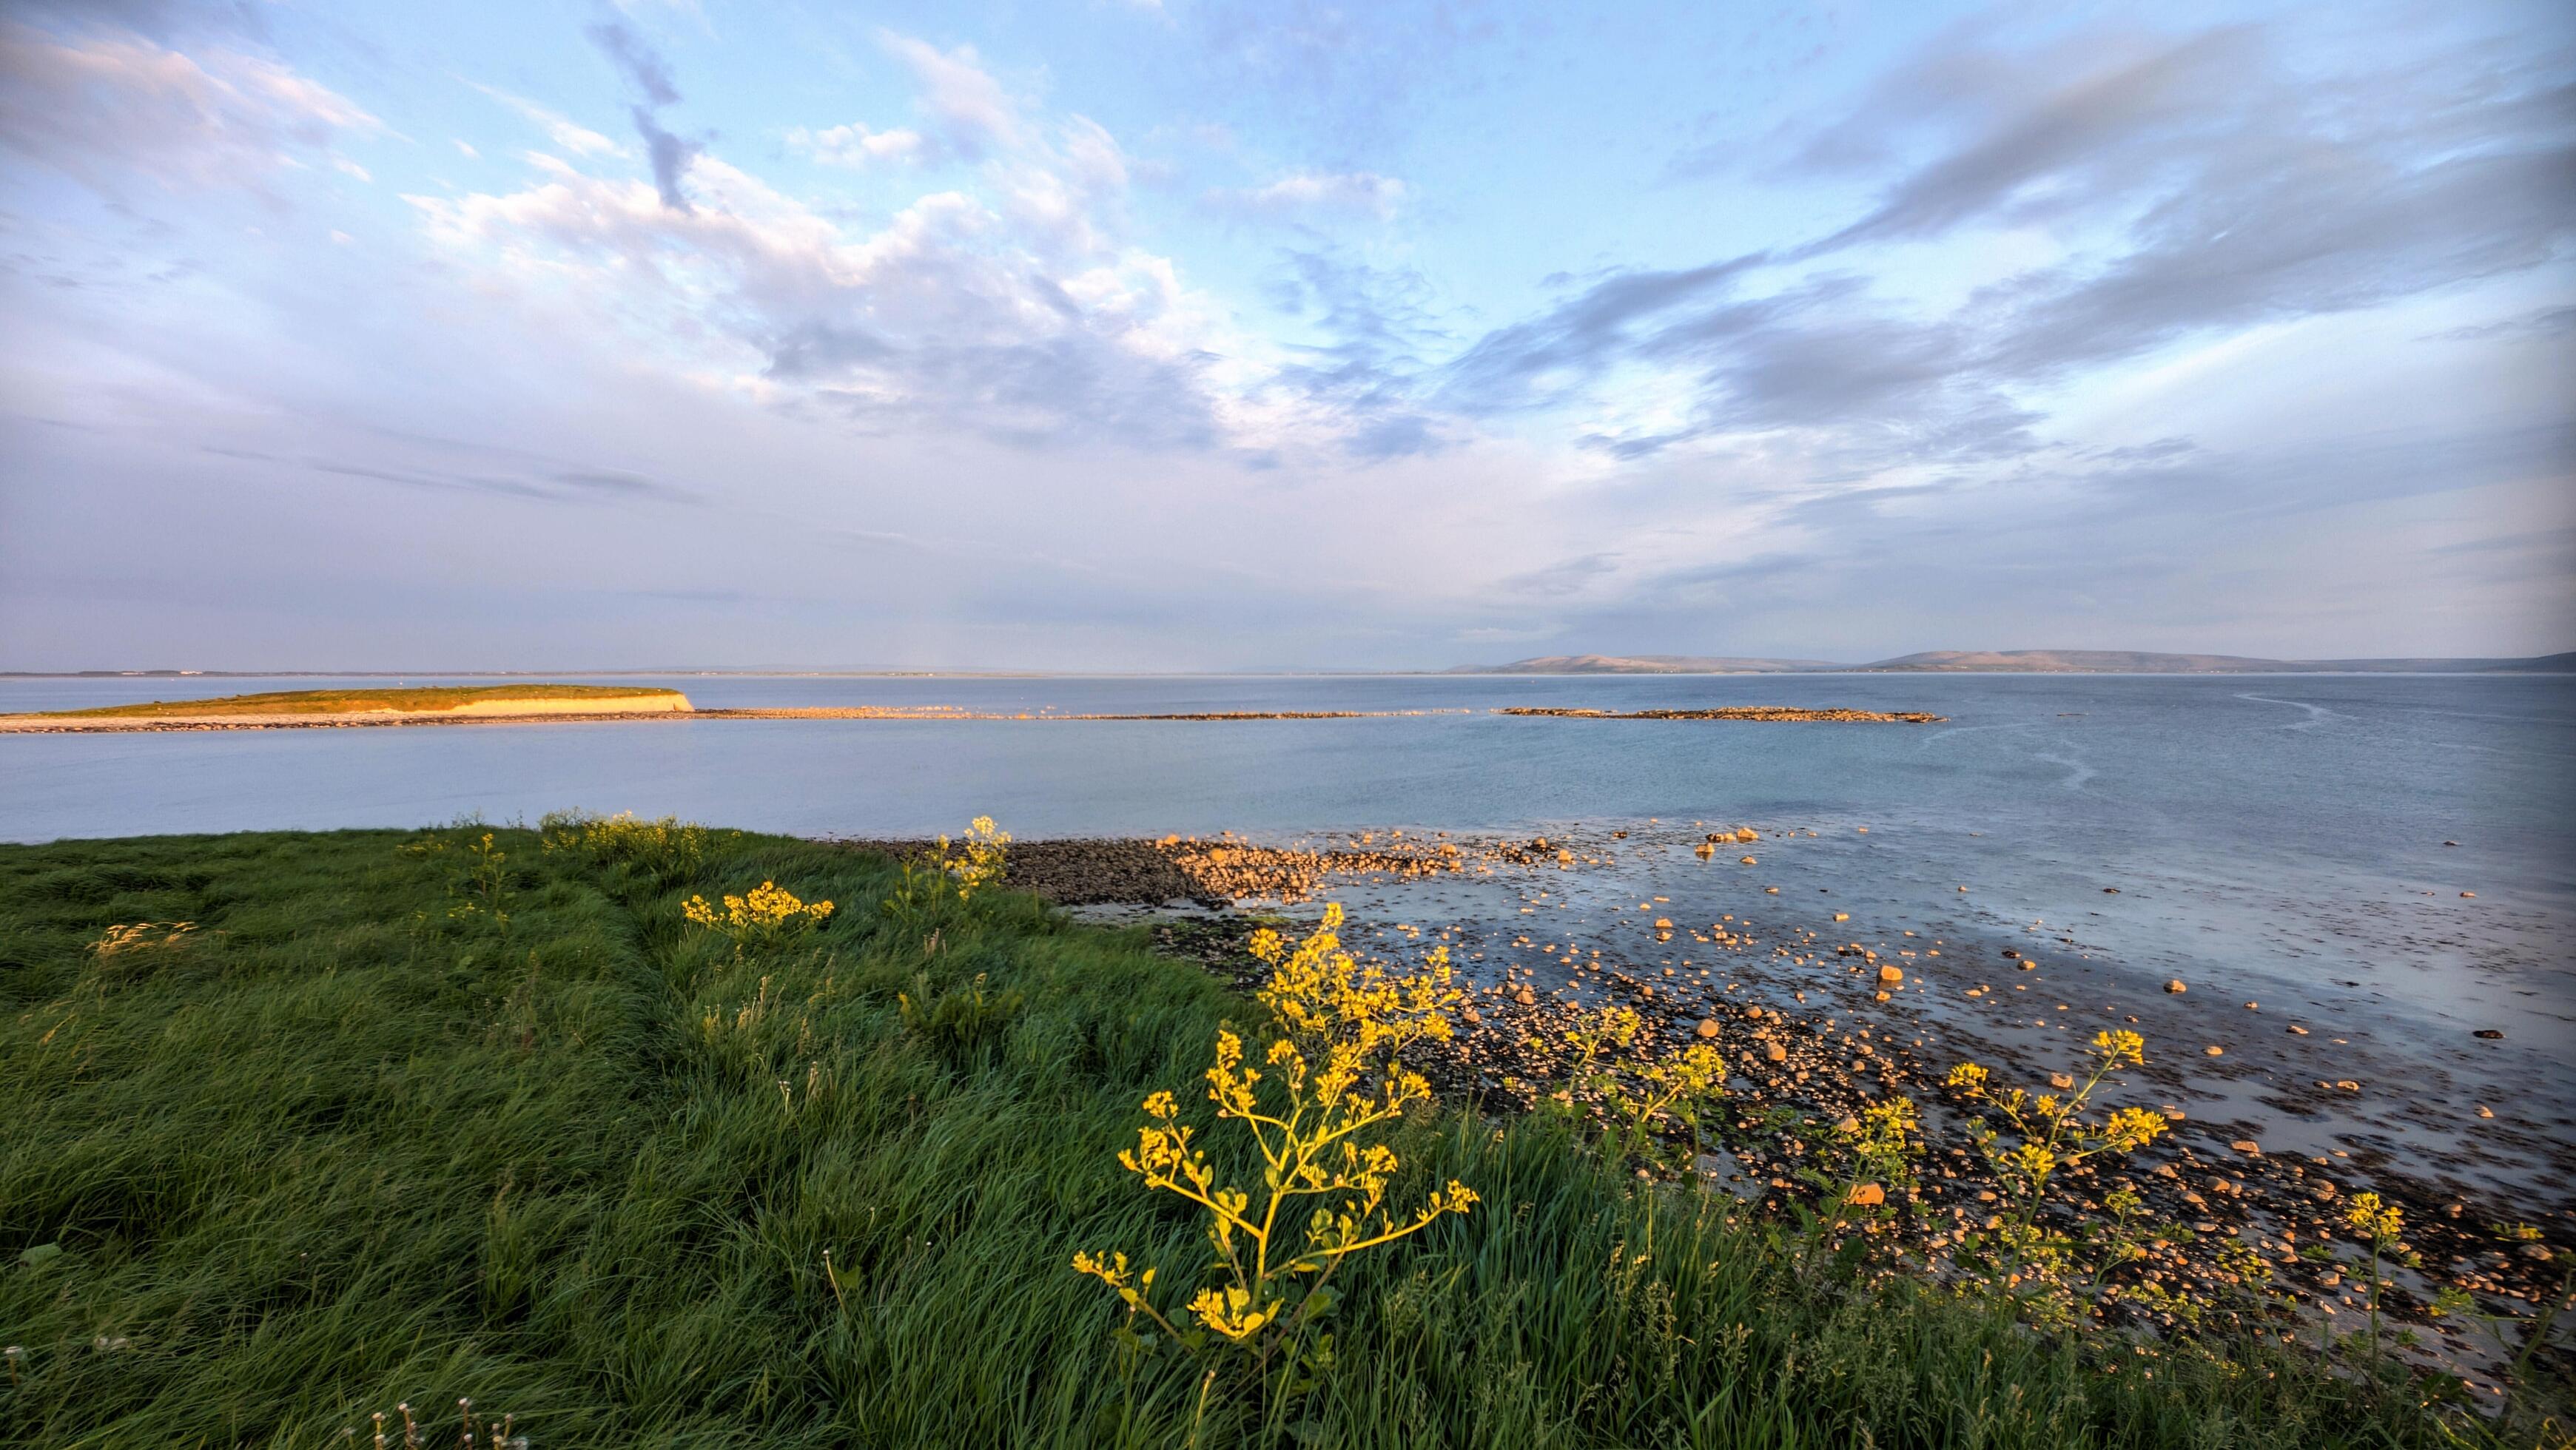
5, 671, 2572, 1207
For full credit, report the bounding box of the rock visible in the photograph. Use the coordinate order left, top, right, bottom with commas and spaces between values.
1695, 1018, 1721, 1039
2103, 886, 2120, 894
1833, 912, 1849, 922
2476, 1105, 2494, 1119
2230, 1140, 2260, 1155
1461, 1006, 1482, 1025
2461, 891, 2475, 898
1845, 1183, 1886, 1207
1740, 856, 1758, 866
1653, 917, 1672, 929
1513, 987, 1537, 1006
1765, 1043, 1788, 1062
2049, 1073, 2075, 1090
2165, 979, 2187, 994
2287, 1025, 2308, 1036
2203, 1045, 2224, 1056
1877, 965, 1903, 985
2473, 1029, 2503, 1039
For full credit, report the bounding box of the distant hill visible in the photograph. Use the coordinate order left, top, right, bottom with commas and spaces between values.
1454, 650, 2575, 675
1445, 654, 1843, 675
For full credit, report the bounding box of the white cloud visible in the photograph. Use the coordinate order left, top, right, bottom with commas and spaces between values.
784, 121, 927, 166
878, 33, 1023, 158
0, 21, 378, 191
400, 31, 1388, 459
1208, 169, 1405, 220
468, 81, 621, 157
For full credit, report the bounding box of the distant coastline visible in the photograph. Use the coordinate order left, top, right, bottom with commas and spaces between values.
7, 647, 2569, 679
1447, 648, 2576, 675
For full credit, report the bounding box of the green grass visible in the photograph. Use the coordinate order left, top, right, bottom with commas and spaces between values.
36, 685, 687, 718
0, 827, 2557, 1448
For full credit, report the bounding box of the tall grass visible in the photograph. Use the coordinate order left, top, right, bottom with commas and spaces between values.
0, 828, 2557, 1447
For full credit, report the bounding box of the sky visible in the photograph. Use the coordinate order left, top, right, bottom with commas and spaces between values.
1, 0, 2570, 671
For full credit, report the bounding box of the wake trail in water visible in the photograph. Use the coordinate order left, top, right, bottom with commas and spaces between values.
2237, 693, 2336, 731
2031, 751, 2096, 790
1917, 722, 2031, 748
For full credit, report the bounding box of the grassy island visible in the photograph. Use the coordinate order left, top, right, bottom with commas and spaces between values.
38, 684, 691, 719
0, 826, 2556, 1447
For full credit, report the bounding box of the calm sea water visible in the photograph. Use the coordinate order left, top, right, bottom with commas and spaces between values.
5, 672, 2571, 1202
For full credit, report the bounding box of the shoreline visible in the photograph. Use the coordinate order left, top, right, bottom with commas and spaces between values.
0, 704, 1942, 733
841, 826, 2572, 1375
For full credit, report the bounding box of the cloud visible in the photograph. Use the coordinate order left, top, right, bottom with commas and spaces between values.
407, 144, 1235, 451
0, 21, 377, 193
587, 19, 697, 210
204, 445, 695, 505
1442, 20, 2575, 464
586, 20, 680, 108
1260, 249, 1453, 458
879, 33, 1022, 160
785, 121, 927, 167
2420, 303, 2576, 343
1207, 169, 1405, 219
468, 82, 619, 156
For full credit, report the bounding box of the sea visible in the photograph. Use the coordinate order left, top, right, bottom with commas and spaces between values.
4, 671, 2572, 1209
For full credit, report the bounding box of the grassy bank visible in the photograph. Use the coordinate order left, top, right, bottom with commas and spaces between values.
0, 826, 2557, 1447
41, 685, 687, 718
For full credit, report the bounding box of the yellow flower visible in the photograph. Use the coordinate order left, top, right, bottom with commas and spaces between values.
2093, 1029, 2146, 1067
2344, 1190, 2403, 1241
2104, 1107, 2167, 1150
1945, 1062, 1989, 1094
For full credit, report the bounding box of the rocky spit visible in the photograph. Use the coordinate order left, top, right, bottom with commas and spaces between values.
1495, 707, 1948, 723
852, 829, 2573, 1393
0, 704, 1951, 732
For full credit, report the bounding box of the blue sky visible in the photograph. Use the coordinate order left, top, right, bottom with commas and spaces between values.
1, 0, 2569, 670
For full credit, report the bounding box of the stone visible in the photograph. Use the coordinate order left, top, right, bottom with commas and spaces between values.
2165, 979, 2187, 994
1695, 1018, 1721, 1039
1877, 964, 1904, 985
2461, 891, 2475, 898
1514, 987, 1537, 1006
2473, 1029, 2503, 1039
2230, 1140, 2260, 1154
2049, 1073, 2075, 1090
2203, 1045, 2224, 1056
1846, 1183, 1886, 1207
1765, 1043, 1787, 1062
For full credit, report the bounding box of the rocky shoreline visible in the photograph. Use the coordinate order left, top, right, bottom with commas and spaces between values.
852, 829, 2572, 1390
1497, 706, 1947, 722
0, 704, 1948, 732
